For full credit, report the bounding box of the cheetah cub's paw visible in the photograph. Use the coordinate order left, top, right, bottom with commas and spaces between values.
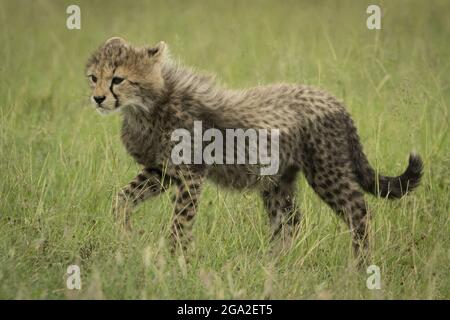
269, 226, 299, 257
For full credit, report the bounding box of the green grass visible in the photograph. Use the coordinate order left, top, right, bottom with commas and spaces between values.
0, 0, 449, 299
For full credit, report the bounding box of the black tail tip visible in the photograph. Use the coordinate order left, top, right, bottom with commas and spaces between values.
374, 152, 424, 199
408, 153, 424, 177
404, 152, 424, 191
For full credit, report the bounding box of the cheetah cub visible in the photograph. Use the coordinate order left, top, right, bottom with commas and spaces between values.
86, 37, 423, 259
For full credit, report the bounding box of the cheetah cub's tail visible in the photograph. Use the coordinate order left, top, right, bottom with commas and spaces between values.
346, 116, 424, 199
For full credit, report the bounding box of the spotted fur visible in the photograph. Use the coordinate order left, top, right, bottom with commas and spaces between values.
86, 37, 423, 258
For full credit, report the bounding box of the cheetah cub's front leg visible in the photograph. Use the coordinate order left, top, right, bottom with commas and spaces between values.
114, 168, 169, 231
170, 173, 204, 253
261, 180, 302, 254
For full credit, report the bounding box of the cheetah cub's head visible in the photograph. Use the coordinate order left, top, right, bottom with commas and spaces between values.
85, 37, 167, 114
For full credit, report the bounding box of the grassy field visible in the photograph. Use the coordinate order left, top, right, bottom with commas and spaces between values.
0, 0, 449, 299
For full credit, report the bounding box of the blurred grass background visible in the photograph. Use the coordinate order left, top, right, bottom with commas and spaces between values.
0, 0, 448, 299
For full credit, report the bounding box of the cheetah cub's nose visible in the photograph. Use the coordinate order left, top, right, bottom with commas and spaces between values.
94, 96, 106, 104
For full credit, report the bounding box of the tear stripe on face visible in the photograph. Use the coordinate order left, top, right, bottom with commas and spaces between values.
110, 68, 120, 108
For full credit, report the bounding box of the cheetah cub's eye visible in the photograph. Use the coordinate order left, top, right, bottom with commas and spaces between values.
89, 75, 97, 83
112, 77, 124, 85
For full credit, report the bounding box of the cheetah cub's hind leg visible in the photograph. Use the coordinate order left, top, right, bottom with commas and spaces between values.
303, 154, 370, 266
114, 168, 169, 232
261, 166, 302, 255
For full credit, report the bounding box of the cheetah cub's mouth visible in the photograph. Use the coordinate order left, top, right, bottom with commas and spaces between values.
94, 103, 122, 115
85, 36, 167, 115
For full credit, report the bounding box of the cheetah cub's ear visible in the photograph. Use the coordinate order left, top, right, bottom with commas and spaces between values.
147, 41, 167, 63
105, 36, 128, 46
